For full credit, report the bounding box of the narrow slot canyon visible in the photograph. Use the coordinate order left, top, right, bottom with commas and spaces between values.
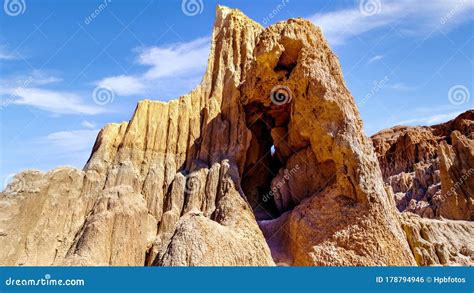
242, 100, 292, 220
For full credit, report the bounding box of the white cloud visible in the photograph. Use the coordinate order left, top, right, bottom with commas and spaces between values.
98, 75, 145, 96
139, 37, 210, 79
96, 37, 210, 98
0, 71, 102, 115
368, 55, 384, 64
45, 129, 99, 153
387, 82, 418, 91
396, 110, 463, 126
0, 46, 18, 60
81, 120, 97, 129
32, 76, 63, 85
2, 87, 104, 115
310, 0, 474, 45
0, 70, 62, 87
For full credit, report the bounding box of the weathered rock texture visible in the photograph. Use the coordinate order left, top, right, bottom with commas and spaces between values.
0, 7, 274, 266
1, 6, 470, 267
372, 110, 474, 220
401, 213, 473, 266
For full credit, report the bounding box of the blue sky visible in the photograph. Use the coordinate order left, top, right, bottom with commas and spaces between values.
1, 0, 473, 187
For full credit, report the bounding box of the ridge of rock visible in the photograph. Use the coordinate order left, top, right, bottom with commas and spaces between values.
372, 110, 473, 221
3, 6, 469, 266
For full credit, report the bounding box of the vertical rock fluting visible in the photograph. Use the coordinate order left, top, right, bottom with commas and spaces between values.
372, 110, 474, 220
0, 6, 273, 266
240, 18, 415, 266
0, 6, 423, 266
372, 111, 474, 266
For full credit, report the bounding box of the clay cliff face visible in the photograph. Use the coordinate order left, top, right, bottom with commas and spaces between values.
372, 110, 474, 221
372, 111, 474, 266
0, 6, 471, 267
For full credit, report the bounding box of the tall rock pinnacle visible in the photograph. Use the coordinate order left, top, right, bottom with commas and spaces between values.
3, 5, 458, 266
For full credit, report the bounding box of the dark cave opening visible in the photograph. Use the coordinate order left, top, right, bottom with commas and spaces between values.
242, 101, 292, 220
241, 38, 303, 220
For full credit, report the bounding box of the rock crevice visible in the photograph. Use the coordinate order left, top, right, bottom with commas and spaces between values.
1, 6, 470, 266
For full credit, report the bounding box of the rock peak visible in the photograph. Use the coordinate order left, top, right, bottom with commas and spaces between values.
1, 6, 471, 267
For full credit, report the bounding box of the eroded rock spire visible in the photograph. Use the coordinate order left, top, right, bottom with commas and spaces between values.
2, 6, 470, 266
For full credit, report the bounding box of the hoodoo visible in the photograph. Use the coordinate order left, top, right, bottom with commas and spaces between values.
1, 6, 472, 266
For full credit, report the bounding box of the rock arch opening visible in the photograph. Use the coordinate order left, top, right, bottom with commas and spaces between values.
242, 99, 293, 220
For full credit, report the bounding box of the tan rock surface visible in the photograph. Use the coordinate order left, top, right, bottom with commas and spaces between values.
437, 131, 474, 220
239, 17, 414, 265
3, 6, 470, 267
372, 112, 474, 266
401, 213, 474, 266
372, 110, 474, 220
0, 6, 274, 267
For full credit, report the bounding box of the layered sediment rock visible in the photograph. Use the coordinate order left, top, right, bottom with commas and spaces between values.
401, 213, 474, 266
372, 111, 474, 220
2, 6, 470, 266
1, 6, 274, 266
372, 111, 474, 266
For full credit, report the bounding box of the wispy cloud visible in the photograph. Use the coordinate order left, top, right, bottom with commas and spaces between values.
44, 129, 99, 153
1, 87, 105, 115
96, 37, 210, 99
0, 72, 103, 115
0, 46, 19, 60
396, 110, 463, 126
368, 55, 384, 64
139, 37, 210, 79
387, 82, 418, 91
98, 75, 146, 96
81, 120, 97, 129
310, 0, 474, 45
6, 71, 63, 86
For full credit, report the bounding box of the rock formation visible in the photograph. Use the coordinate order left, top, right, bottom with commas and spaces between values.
0, 6, 471, 266
372, 111, 474, 266
401, 213, 473, 266
372, 110, 474, 220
